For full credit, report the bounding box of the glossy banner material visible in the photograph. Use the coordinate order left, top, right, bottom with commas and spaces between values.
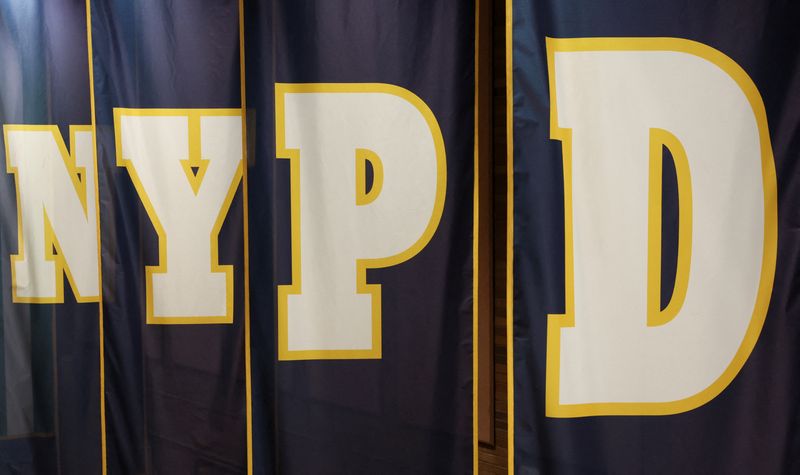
508, 0, 800, 473
0, 0, 475, 473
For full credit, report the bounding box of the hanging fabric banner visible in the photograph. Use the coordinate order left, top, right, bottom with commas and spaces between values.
244, 1, 476, 473
0, 0, 475, 472
508, 0, 799, 473
0, 1, 102, 473
89, 1, 249, 472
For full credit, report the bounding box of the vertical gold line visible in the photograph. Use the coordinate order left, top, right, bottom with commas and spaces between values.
84, 0, 107, 473
648, 129, 693, 328
505, 0, 515, 473
237, 1, 254, 473
472, 0, 480, 472
647, 130, 663, 325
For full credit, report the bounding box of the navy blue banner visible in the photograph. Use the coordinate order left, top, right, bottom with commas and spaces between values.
510, 0, 800, 473
0, 1, 101, 473
1, 1, 476, 472
89, 1, 248, 472
245, 1, 475, 473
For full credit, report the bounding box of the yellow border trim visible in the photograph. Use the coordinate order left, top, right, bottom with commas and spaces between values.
473, 0, 481, 471
544, 36, 778, 418
275, 82, 447, 361
647, 128, 692, 327
505, 1, 515, 473
179, 117, 210, 196
355, 148, 384, 206
113, 107, 242, 325
237, 0, 253, 471
84, 0, 107, 470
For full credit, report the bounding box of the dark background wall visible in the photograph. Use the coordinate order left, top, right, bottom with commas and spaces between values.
478, 0, 509, 473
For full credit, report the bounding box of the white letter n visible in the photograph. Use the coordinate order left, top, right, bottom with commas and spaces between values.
4, 125, 100, 303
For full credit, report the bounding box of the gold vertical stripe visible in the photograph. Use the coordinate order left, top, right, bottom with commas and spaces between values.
237, 1, 254, 473
472, 0, 480, 471
84, 0, 107, 473
505, 0, 515, 473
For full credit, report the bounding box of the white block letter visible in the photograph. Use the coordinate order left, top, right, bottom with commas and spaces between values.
115, 109, 243, 324
546, 38, 777, 416
276, 84, 446, 360
4, 125, 100, 303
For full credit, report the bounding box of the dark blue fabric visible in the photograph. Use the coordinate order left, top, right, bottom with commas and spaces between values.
511, 0, 800, 473
90, 0, 247, 472
0, 1, 101, 473
1, 1, 474, 472
245, 1, 474, 473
